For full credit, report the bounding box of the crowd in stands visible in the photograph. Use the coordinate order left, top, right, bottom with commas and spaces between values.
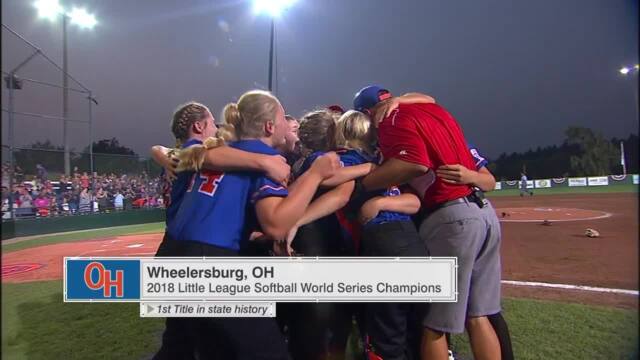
1, 162, 165, 219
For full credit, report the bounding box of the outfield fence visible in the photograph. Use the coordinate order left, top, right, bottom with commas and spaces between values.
494, 174, 639, 190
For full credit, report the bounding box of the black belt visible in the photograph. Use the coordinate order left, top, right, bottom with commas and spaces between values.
428, 194, 474, 213
425, 190, 488, 215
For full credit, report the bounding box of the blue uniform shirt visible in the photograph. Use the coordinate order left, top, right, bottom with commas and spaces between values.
336, 149, 411, 226
468, 142, 488, 170
164, 139, 202, 226
167, 140, 288, 251
301, 149, 411, 227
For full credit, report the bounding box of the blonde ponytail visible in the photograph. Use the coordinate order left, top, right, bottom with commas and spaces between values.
176, 136, 226, 172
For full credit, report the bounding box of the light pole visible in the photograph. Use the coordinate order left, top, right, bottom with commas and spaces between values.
34, 0, 97, 176
253, 0, 297, 93
618, 64, 638, 175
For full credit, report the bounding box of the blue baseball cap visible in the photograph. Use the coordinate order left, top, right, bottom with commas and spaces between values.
353, 85, 392, 112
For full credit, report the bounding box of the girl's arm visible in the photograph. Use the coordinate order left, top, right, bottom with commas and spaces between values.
156, 138, 290, 185
298, 181, 354, 227
256, 153, 340, 241
284, 181, 355, 254
199, 146, 291, 185
373, 92, 437, 124
436, 164, 496, 192
320, 163, 374, 187
150, 145, 178, 182
358, 193, 421, 224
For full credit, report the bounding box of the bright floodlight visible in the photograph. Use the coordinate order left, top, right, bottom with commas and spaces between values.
253, 0, 296, 17
619, 67, 630, 75
68, 7, 97, 29
34, 0, 63, 21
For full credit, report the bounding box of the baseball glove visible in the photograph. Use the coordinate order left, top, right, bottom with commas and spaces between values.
585, 228, 600, 238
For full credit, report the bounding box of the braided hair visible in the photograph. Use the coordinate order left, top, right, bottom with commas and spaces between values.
292, 109, 338, 177
171, 101, 211, 146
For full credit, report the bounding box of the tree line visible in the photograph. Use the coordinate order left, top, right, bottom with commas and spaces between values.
11, 127, 639, 180
12, 138, 160, 176
487, 127, 638, 180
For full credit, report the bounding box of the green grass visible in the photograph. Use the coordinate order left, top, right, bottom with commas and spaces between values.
488, 184, 638, 197
1, 222, 165, 253
2, 281, 164, 360
2, 280, 638, 360
450, 298, 639, 360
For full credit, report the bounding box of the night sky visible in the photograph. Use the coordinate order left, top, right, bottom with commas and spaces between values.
2, 0, 638, 159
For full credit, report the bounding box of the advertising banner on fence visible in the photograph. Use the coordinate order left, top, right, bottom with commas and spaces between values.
587, 176, 609, 186
609, 175, 627, 183
568, 177, 588, 187
534, 179, 552, 188
551, 178, 568, 187
502, 180, 519, 189
494, 174, 637, 191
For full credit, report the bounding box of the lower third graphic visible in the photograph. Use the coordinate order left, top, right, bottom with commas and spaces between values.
65, 258, 140, 301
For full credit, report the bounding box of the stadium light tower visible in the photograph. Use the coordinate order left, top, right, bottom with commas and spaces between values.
619, 64, 639, 75
253, 0, 297, 93
618, 64, 639, 175
34, 0, 97, 176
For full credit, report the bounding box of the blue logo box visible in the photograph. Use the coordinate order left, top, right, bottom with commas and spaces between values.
66, 259, 140, 301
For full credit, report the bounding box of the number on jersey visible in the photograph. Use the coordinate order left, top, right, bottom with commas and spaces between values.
187, 170, 224, 196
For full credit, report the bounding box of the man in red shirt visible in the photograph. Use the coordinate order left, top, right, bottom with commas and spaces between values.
356, 85, 503, 360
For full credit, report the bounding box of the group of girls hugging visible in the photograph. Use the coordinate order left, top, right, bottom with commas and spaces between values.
149, 88, 512, 360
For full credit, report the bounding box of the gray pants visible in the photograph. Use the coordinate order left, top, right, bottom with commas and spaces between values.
419, 199, 502, 334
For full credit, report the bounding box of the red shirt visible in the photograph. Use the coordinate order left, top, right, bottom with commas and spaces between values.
81, 176, 89, 189
378, 103, 475, 206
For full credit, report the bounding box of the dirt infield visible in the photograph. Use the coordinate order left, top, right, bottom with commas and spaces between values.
496, 207, 611, 222
2, 192, 637, 308
1, 233, 162, 283
492, 193, 638, 308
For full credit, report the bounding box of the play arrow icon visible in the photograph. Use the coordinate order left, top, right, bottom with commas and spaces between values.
146, 304, 154, 314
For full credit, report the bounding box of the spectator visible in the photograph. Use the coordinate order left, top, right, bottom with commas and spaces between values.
49, 193, 58, 216
2, 163, 166, 217
81, 172, 90, 189
114, 190, 124, 211
96, 187, 109, 212
34, 193, 50, 217
79, 188, 91, 214
91, 192, 99, 213
14, 165, 23, 183
36, 164, 48, 182
19, 190, 32, 209
2, 162, 11, 188
31, 184, 39, 198
61, 194, 70, 215
69, 190, 79, 214
1, 186, 10, 219
132, 196, 146, 208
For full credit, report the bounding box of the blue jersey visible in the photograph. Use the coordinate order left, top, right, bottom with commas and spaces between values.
295, 151, 329, 179
164, 139, 201, 226
336, 148, 411, 226
467, 142, 488, 170
167, 140, 288, 251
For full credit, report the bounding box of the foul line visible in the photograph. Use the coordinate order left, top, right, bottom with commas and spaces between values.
502, 280, 638, 296
500, 212, 612, 223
